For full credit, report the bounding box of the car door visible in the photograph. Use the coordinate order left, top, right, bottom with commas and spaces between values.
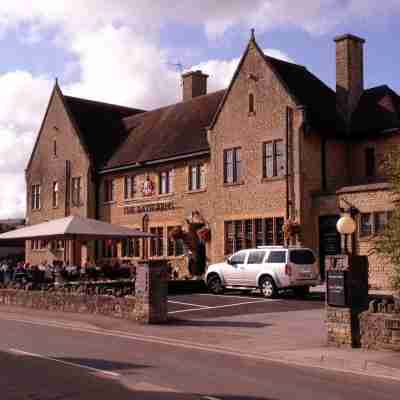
265, 250, 287, 287
242, 250, 267, 286
223, 251, 247, 285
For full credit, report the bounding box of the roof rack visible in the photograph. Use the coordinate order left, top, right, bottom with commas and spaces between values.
256, 245, 308, 249
256, 245, 285, 249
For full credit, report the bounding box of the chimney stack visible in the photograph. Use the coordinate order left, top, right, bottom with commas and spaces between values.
182, 70, 208, 102
334, 34, 365, 127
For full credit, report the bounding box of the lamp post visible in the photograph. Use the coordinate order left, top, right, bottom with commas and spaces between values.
336, 214, 357, 254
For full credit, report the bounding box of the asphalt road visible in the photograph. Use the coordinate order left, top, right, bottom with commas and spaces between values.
0, 312, 400, 400
167, 292, 324, 320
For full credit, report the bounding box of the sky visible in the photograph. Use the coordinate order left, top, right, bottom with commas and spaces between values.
0, 0, 399, 219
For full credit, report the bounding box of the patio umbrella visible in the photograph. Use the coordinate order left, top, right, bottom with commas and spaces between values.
0, 215, 156, 241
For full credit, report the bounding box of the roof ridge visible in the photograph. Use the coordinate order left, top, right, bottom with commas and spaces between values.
363, 85, 390, 93
122, 89, 227, 122
64, 94, 144, 112
264, 54, 306, 69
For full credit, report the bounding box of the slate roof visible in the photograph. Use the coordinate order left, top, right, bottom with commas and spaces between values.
265, 56, 345, 135
63, 42, 399, 173
351, 85, 400, 137
63, 96, 145, 167
103, 90, 226, 170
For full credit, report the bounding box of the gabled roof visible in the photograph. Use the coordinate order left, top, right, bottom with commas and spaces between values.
63, 96, 145, 167
265, 56, 345, 135
103, 90, 226, 170
351, 85, 400, 137
209, 34, 343, 136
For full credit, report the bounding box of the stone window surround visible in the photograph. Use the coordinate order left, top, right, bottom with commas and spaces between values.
31, 183, 41, 211
158, 169, 174, 195
71, 176, 82, 207
103, 179, 115, 203
224, 216, 285, 255
223, 147, 242, 185
262, 139, 285, 179
52, 181, 59, 208
358, 210, 393, 239
124, 175, 136, 200
188, 163, 206, 192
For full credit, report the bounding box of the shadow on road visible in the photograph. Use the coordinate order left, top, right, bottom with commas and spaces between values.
2, 351, 278, 400
57, 357, 151, 372
167, 318, 271, 328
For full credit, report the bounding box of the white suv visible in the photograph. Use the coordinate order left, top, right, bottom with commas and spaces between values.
205, 246, 320, 298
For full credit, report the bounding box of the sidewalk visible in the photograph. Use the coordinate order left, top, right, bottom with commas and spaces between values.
1, 302, 400, 382
311, 284, 394, 297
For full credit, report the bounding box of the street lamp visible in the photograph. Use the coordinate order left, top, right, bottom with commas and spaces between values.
336, 214, 357, 254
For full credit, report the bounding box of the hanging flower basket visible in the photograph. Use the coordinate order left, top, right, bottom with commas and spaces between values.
197, 227, 211, 242
283, 220, 301, 240
168, 226, 185, 241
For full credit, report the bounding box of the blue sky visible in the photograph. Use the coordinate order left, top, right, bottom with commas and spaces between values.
0, 1, 399, 218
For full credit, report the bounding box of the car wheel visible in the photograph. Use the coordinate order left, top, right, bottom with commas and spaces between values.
293, 286, 310, 298
207, 274, 224, 295
259, 276, 277, 298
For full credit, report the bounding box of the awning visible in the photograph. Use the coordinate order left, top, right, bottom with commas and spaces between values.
0, 215, 156, 241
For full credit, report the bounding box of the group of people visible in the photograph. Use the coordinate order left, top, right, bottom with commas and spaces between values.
0, 258, 137, 287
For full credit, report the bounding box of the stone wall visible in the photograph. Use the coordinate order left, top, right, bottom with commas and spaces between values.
360, 311, 400, 351
0, 289, 141, 320
326, 306, 354, 347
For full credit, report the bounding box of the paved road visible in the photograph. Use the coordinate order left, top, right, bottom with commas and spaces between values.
0, 314, 400, 399
167, 292, 324, 319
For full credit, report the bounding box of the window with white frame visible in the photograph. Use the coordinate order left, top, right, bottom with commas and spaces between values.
124, 176, 136, 200
188, 164, 206, 191
159, 170, 174, 194
223, 148, 241, 184
31, 184, 41, 210
263, 140, 285, 178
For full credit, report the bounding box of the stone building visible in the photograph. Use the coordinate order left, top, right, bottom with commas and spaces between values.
25, 32, 400, 288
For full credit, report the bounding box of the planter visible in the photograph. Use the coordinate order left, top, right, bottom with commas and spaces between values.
283, 220, 301, 240
197, 227, 211, 242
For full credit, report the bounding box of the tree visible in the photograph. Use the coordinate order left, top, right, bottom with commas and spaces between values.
376, 149, 400, 292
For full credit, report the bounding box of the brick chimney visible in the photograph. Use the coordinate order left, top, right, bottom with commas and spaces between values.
182, 70, 208, 101
334, 34, 365, 126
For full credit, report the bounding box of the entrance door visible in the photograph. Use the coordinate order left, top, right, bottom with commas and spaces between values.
319, 215, 341, 281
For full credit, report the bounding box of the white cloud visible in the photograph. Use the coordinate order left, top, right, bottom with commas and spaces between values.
64, 25, 181, 109
0, 1, 399, 39
0, 0, 399, 218
0, 71, 52, 218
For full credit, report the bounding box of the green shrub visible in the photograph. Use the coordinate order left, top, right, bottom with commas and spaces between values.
376, 150, 400, 291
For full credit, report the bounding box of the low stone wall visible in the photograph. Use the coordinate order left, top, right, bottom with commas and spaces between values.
326, 306, 354, 347
0, 289, 140, 321
360, 310, 400, 351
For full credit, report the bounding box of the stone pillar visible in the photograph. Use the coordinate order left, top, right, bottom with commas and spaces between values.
326, 254, 369, 348
135, 260, 168, 324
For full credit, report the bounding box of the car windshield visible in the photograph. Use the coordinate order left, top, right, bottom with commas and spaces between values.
289, 250, 315, 264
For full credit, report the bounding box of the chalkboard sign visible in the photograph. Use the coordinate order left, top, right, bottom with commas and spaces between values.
327, 270, 347, 307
